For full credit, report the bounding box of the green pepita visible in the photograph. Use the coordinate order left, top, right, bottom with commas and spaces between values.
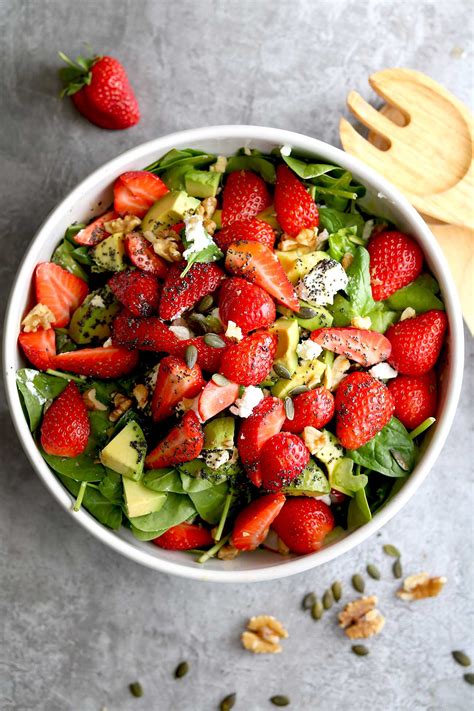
332, 580, 342, 602
464, 673, 474, 685
352, 574, 365, 593
352, 645, 369, 656
392, 559, 403, 579
390, 448, 410, 471
270, 695, 290, 707
297, 306, 317, 319
302, 592, 316, 610
204, 333, 226, 348
323, 589, 333, 610
175, 661, 189, 679
284, 397, 295, 420
383, 544, 401, 558
220, 692, 236, 710
197, 294, 213, 313
311, 600, 324, 620
129, 681, 143, 697
212, 373, 230, 386
452, 651, 471, 668
185, 344, 198, 369
274, 363, 292, 380
288, 385, 309, 397
367, 564, 381, 580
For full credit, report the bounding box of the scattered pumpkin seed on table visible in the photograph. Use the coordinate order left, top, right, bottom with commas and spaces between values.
352, 645, 369, 657
464, 673, 474, 685
129, 681, 143, 697
383, 544, 401, 558
270, 695, 290, 706
367, 564, 381, 580
452, 650, 471, 667
332, 581, 342, 602
311, 599, 324, 620
204, 333, 226, 348
352, 574, 365, 593
392, 559, 403, 579
220, 692, 236, 710
323, 589, 333, 610
175, 661, 189, 678
284, 397, 295, 420
302, 592, 316, 610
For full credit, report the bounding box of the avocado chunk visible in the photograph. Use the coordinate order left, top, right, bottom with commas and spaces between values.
68, 286, 121, 344
271, 359, 325, 398
276, 249, 327, 284
283, 458, 330, 496
213, 209, 222, 229
91, 232, 127, 272
271, 317, 300, 376
256, 204, 279, 229
203, 417, 235, 450
278, 301, 333, 331
184, 170, 221, 198
123, 478, 167, 518
141, 191, 200, 231
100, 421, 147, 481
309, 430, 344, 478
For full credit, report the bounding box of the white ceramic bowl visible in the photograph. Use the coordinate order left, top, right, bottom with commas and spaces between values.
3, 126, 464, 583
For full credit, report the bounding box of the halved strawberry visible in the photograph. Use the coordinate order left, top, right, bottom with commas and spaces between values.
274, 164, 319, 237
272, 498, 334, 554
197, 379, 240, 422
108, 270, 161, 317
214, 218, 275, 252
35, 262, 89, 328
113, 170, 169, 218
40, 382, 90, 457
112, 314, 180, 352
220, 329, 277, 386
231, 493, 286, 551
238, 397, 286, 487
74, 210, 118, 246
151, 355, 204, 422
225, 241, 299, 312
173, 336, 228, 373
18, 329, 56, 371
53, 345, 139, 378
152, 522, 213, 550
310, 327, 391, 367
159, 261, 225, 321
222, 170, 271, 225
125, 232, 168, 278
145, 410, 204, 469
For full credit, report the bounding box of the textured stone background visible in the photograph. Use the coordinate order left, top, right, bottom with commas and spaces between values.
1, 1, 473, 709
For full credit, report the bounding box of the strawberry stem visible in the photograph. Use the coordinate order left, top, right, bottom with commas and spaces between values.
58, 50, 97, 97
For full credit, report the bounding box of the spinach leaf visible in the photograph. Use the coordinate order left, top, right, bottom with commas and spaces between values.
331, 294, 355, 327
55, 328, 77, 353
16, 369, 68, 431
328, 226, 358, 262
280, 154, 344, 180
129, 493, 196, 533
143, 468, 184, 494
57, 474, 122, 529
52, 239, 89, 281
329, 458, 368, 495
366, 306, 398, 333
347, 488, 372, 528
98, 468, 123, 504
386, 278, 444, 313
319, 206, 365, 237
88, 410, 112, 446
41, 448, 105, 482
345, 247, 375, 317
146, 150, 216, 174
130, 525, 168, 541
348, 417, 416, 477
226, 154, 276, 183
180, 473, 216, 492
64, 223, 86, 244
188, 481, 230, 524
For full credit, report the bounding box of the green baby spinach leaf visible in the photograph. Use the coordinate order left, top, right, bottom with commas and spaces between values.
180, 237, 223, 278
328, 226, 358, 262
98, 468, 123, 504
188, 481, 230, 524
64, 223, 86, 244
280, 154, 344, 180
55, 328, 77, 354
129, 493, 196, 533
41, 448, 105, 482
143, 468, 184, 494
52, 239, 89, 282
226, 154, 276, 183
329, 458, 368, 495
386, 277, 444, 313
347, 487, 372, 528
16, 369, 68, 431
57, 474, 122, 529
345, 247, 375, 317
348, 417, 416, 477
130, 525, 168, 541
146, 149, 216, 174
319, 206, 365, 237
366, 306, 398, 333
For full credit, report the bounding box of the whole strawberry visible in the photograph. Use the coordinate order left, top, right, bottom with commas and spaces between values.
218, 277, 276, 334
272, 498, 335, 554
220, 329, 277, 386
388, 371, 437, 430
368, 231, 423, 301
159, 261, 225, 320
59, 52, 140, 130
221, 171, 271, 225
108, 270, 161, 317
274, 164, 319, 237
283, 387, 335, 433
335, 371, 395, 449
259, 432, 310, 491
41, 382, 90, 457
214, 218, 275, 252
386, 310, 447, 375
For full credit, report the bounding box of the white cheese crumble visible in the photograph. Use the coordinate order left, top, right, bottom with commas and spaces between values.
296, 258, 348, 306
229, 385, 264, 419
102, 337, 112, 348
351, 315, 372, 330
90, 294, 105, 308
315, 494, 332, 506
296, 339, 323, 361
225, 320, 243, 341
369, 362, 398, 380
209, 155, 227, 173
202, 449, 230, 470
169, 323, 193, 340
280, 144, 292, 157
400, 307, 416, 321
183, 214, 213, 259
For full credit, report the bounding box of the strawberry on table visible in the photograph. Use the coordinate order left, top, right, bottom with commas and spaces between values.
18, 329, 56, 371
74, 210, 118, 246
368, 231, 423, 301
125, 232, 168, 278
335, 371, 395, 449
218, 278, 276, 334
310, 327, 391, 367
108, 270, 161, 318
113, 171, 169, 218
53, 345, 139, 378
259, 432, 310, 491
159, 261, 225, 321
152, 523, 213, 550
40, 382, 90, 457
35, 262, 89, 328
173, 336, 228, 373
231, 493, 286, 551
197, 378, 240, 421
221, 170, 271, 225
274, 164, 319, 237
388, 371, 437, 430
112, 314, 180, 352
386, 310, 447, 376
145, 410, 204, 469
151, 355, 204, 422
214, 218, 275, 252
238, 397, 286, 487
220, 329, 277, 386
272, 498, 335, 554
59, 52, 140, 130
283, 387, 335, 433
225, 240, 299, 311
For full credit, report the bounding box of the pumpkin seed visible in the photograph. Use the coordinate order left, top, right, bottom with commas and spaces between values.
367, 564, 381, 580
352, 645, 369, 656
175, 661, 189, 679
352, 574, 365, 593
220, 692, 236, 711
383, 544, 401, 558
197, 294, 214, 313
129, 681, 143, 697
323, 589, 333, 610
302, 592, 316, 610
464, 673, 474, 685
297, 306, 317, 319
188, 313, 208, 333
390, 448, 410, 471
274, 362, 292, 380
288, 385, 309, 397
185, 344, 198, 369
270, 695, 290, 707
284, 397, 295, 420
452, 651, 471, 667
332, 580, 342, 602
311, 600, 324, 620
392, 558, 403, 579
212, 373, 230, 387
204, 333, 226, 348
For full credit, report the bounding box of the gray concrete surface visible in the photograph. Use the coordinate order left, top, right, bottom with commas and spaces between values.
1, 1, 473, 709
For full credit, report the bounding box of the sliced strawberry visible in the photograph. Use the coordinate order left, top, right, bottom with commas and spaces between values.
18, 329, 56, 371
274, 164, 319, 237
151, 355, 205, 422
386, 310, 447, 376
35, 262, 89, 328
53, 345, 139, 378
283, 387, 335, 433
108, 270, 161, 317
111, 314, 180, 352
159, 261, 225, 321
388, 371, 437, 430
220, 329, 277, 386
125, 232, 168, 278
74, 210, 118, 246
173, 336, 228, 372
225, 241, 299, 311
238, 397, 286, 487
113, 170, 169, 218
40, 382, 90, 457
222, 171, 271, 225
310, 327, 391, 367
218, 278, 276, 334
214, 218, 275, 252
152, 522, 213, 550
145, 410, 204, 469
231, 493, 286, 551
197, 379, 240, 421
260, 432, 310, 492
272, 498, 334, 554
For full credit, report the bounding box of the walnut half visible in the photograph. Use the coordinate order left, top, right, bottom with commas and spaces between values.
397, 573, 447, 601
21, 303, 56, 332
338, 596, 385, 639
108, 393, 133, 422
241, 615, 289, 654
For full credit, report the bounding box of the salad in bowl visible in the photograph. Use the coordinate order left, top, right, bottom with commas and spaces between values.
11, 133, 453, 573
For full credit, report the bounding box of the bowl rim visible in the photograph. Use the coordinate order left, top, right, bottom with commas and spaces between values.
3, 124, 464, 583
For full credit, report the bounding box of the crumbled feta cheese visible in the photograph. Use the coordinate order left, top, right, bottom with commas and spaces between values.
316, 228, 329, 246
183, 214, 213, 259
351, 315, 372, 330
243, 145, 252, 156
209, 155, 227, 173
296, 258, 348, 306
225, 320, 243, 341
102, 337, 112, 348
369, 362, 398, 380
400, 307, 416, 321
90, 294, 106, 308
280, 144, 292, 157
202, 449, 230, 470
170, 325, 193, 340
230, 385, 264, 418
315, 494, 332, 506
296, 339, 323, 361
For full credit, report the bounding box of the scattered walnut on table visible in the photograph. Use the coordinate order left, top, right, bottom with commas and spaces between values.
21, 303, 56, 332
338, 595, 385, 640
396, 573, 447, 601
241, 615, 289, 654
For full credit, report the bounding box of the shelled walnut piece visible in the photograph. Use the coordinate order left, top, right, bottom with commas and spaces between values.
338, 595, 385, 639
104, 214, 141, 235
108, 393, 133, 422
241, 615, 289, 654
397, 573, 447, 601
21, 303, 56, 332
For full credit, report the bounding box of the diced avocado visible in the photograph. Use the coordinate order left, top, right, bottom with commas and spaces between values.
283, 459, 330, 496
141, 191, 200, 231
184, 170, 221, 198
68, 286, 120, 344
276, 249, 327, 283
100, 421, 147, 481
256, 204, 279, 229
271, 360, 325, 398
213, 209, 222, 229
203, 417, 235, 450
278, 301, 333, 330
161, 163, 193, 191
270, 317, 300, 376
123, 478, 167, 518
329, 457, 368, 496
91, 232, 127, 272
311, 430, 344, 470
